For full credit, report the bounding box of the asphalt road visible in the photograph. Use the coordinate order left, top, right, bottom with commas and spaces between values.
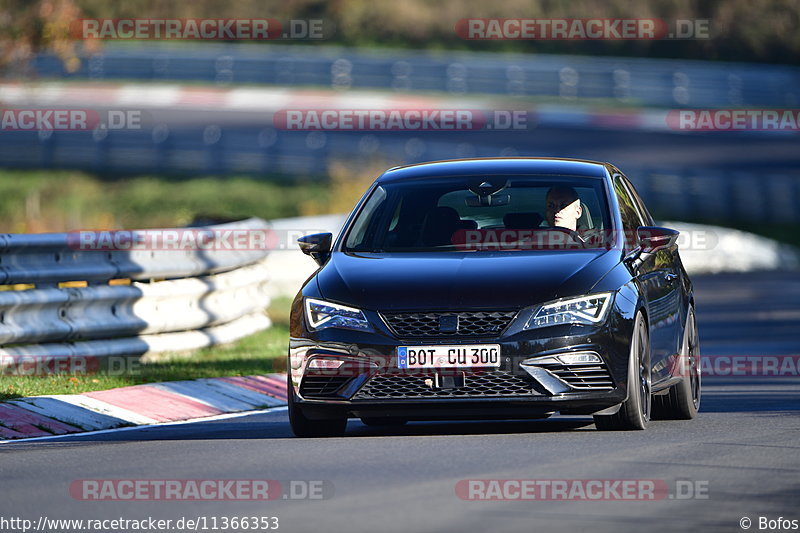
1, 272, 799, 533
18, 101, 800, 176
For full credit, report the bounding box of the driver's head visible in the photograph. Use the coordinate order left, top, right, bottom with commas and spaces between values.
546, 186, 582, 231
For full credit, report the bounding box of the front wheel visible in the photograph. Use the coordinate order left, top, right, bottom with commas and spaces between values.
652, 307, 701, 420
288, 378, 347, 438
594, 312, 651, 431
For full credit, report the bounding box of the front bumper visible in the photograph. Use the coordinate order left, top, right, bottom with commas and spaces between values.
289, 314, 633, 419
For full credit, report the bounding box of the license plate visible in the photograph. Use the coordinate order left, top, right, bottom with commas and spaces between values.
397, 345, 501, 369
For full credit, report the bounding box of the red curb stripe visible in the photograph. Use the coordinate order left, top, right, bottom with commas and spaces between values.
0, 425, 31, 439
218, 376, 274, 394
245, 375, 287, 400
86, 385, 224, 423
0, 403, 80, 436
62, 85, 124, 104
178, 88, 228, 106
589, 111, 642, 128
251, 375, 288, 400
219, 376, 286, 400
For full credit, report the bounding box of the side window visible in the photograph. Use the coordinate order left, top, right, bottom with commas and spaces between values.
613, 175, 644, 234
622, 176, 654, 225
388, 198, 403, 232
345, 186, 387, 249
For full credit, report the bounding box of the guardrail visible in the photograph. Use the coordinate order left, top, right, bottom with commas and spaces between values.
0, 218, 272, 368
31, 43, 800, 108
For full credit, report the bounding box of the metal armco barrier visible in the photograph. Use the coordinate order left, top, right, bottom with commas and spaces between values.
33, 43, 800, 108
0, 218, 272, 366
0, 217, 271, 286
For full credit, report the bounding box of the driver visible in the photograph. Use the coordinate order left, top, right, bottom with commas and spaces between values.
545, 185, 582, 231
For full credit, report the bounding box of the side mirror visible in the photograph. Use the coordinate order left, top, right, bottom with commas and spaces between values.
637, 226, 679, 253
298, 232, 332, 266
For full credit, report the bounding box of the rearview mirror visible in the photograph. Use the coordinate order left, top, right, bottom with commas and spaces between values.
298, 232, 332, 266
637, 226, 679, 253
465, 194, 510, 207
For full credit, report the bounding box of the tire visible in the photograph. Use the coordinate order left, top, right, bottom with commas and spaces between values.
652, 307, 701, 420
594, 312, 651, 431
288, 377, 347, 438
360, 417, 408, 427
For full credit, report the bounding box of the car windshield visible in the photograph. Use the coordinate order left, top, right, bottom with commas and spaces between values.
343, 175, 611, 252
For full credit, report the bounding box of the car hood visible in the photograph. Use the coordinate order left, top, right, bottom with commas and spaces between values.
315, 249, 621, 311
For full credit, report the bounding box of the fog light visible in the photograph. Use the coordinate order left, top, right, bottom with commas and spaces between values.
308, 358, 344, 369
521, 351, 602, 366
521, 355, 560, 366
557, 352, 601, 365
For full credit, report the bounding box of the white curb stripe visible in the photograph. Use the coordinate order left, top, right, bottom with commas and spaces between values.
199, 378, 286, 407
149, 380, 270, 411
117, 84, 181, 106
225, 88, 291, 109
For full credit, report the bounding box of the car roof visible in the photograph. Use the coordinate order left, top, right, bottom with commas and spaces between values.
377, 157, 611, 183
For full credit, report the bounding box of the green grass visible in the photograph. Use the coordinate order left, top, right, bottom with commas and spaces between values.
0, 170, 329, 232
0, 300, 294, 401
0, 325, 288, 400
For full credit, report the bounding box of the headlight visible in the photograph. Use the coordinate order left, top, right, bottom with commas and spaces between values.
525, 293, 613, 329
305, 298, 373, 332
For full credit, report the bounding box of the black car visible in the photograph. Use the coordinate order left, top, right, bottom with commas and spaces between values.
288, 158, 700, 436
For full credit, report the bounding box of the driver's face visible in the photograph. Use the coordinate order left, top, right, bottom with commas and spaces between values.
546, 192, 582, 231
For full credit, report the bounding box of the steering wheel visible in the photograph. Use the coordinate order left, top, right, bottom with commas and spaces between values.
547, 227, 587, 248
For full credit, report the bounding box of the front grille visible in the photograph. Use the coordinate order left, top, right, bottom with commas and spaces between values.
353, 371, 538, 399
382, 310, 517, 338
539, 363, 615, 390
300, 376, 352, 398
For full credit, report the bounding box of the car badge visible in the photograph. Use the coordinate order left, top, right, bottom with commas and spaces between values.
438, 314, 459, 333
